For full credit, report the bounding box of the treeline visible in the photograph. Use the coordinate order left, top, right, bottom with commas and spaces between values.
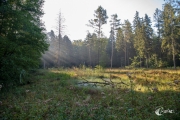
42, 0, 180, 68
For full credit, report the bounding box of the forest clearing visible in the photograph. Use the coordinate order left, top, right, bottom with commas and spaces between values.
1, 0, 180, 119
0, 67, 180, 119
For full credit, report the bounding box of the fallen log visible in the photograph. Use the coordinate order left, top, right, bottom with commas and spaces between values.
78, 76, 129, 88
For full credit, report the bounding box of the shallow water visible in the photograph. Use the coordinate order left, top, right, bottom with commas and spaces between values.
77, 82, 104, 89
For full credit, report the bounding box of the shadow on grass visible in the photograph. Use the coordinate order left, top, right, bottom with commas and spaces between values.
0, 69, 180, 120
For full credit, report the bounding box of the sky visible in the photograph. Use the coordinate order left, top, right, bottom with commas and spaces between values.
42, 0, 165, 41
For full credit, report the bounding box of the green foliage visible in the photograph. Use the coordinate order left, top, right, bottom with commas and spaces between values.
109, 14, 121, 68
157, 59, 168, 68
116, 28, 124, 52
153, 8, 163, 38
148, 54, 168, 68
88, 6, 108, 36
133, 12, 146, 62
1, 68, 180, 119
40, 1, 180, 68
130, 56, 141, 68
19, 69, 26, 84
87, 6, 108, 65
94, 65, 104, 72
79, 64, 86, 70
0, 0, 48, 86
161, 1, 180, 68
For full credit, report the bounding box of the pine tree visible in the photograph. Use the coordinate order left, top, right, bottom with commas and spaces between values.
133, 11, 145, 67
122, 20, 134, 66
85, 32, 93, 66
62, 35, 72, 66
116, 27, 124, 67
56, 10, 65, 67
143, 14, 153, 68
154, 8, 163, 39
87, 6, 108, 65
109, 14, 120, 68
153, 8, 163, 60
161, 1, 180, 68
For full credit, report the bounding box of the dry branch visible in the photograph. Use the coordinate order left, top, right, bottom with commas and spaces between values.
78, 76, 129, 88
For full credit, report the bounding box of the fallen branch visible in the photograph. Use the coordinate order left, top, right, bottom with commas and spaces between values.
116, 81, 129, 86
101, 78, 113, 83
78, 76, 129, 88
78, 81, 110, 86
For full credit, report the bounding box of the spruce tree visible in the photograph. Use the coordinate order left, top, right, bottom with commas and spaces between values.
162, 1, 180, 68
0, 0, 48, 86
133, 11, 145, 67
109, 14, 120, 68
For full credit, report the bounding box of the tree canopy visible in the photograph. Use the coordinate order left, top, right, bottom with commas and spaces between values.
42, 2, 180, 69
0, 0, 48, 86
1, 1, 180, 88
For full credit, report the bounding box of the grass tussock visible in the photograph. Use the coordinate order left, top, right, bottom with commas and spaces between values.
0, 68, 180, 120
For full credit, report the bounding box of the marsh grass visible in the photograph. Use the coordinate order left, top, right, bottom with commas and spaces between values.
0, 68, 180, 119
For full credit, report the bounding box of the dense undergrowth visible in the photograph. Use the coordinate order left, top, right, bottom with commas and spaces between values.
0, 67, 180, 120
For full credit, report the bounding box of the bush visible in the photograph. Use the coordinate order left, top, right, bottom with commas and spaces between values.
148, 54, 168, 68
94, 65, 104, 72
130, 56, 141, 68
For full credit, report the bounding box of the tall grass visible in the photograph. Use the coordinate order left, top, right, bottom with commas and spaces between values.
0, 68, 179, 119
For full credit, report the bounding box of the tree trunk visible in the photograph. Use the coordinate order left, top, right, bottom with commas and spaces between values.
146, 57, 148, 68
98, 25, 101, 65
124, 51, 126, 67
57, 37, 60, 67
98, 41, 99, 65
111, 39, 113, 69
120, 57, 122, 67
127, 48, 129, 66
171, 28, 176, 69
89, 46, 91, 66
119, 56, 122, 67
43, 59, 46, 69
172, 41, 176, 69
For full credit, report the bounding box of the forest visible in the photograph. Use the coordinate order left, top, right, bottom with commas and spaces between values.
42, 0, 180, 69
0, 0, 180, 119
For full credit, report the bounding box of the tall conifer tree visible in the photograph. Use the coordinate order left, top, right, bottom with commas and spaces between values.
87, 6, 108, 65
